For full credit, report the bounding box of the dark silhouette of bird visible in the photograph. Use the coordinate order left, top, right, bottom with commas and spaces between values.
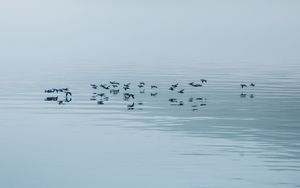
97, 100, 104, 105
58, 100, 64, 105
250, 83, 255, 87
250, 94, 254, 98
151, 85, 158, 89
200, 79, 207, 83
168, 87, 175, 91
195, 97, 203, 100
192, 83, 202, 87
44, 96, 58, 101
127, 102, 135, 110
124, 93, 134, 100
179, 101, 184, 106
188, 82, 195, 86
188, 97, 193, 102
139, 82, 145, 85
65, 91, 72, 98
123, 86, 130, 90
151, 92, 158, 96
110, 89, 119, 95
240, 93, 247, 97
240, 84, 247, 88
169, 98, 177, 102
172, 83, 179, 88
110, 81, 119, 85
178, 89, 184, 93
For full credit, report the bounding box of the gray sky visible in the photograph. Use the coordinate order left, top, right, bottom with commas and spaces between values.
0, 0, 299, 67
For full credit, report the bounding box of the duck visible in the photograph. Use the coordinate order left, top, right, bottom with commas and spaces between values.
250, 83, 255, 87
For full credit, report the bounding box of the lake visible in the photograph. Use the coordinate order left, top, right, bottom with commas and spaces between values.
0, 60, 299, 188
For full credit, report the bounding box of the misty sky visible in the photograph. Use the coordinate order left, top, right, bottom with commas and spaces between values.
0, 0, 299, 67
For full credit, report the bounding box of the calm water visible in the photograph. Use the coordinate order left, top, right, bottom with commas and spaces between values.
0, 61, 300, 188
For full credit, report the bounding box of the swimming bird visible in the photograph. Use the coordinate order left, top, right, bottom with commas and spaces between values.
195, 97, 203, 100
151, 92, 158, 96
188, 82, 195, 86
172, 83, 179, 88
151, 85, 158, 89
97, 93, 106, 97
200, 79, 207, 83
44, 96, 58, 101
168, 98, 177, 102
240, 93, 247, 97
178, 89, 184, 93
168, 87, 175, 91
124, 83, 131, 87
110, 89, 119, 95
250, 94, 254, 98
124, 93, 134, 100
44, 89, 55, 93
179, 101, 184, 106
97, 100, 104, 105
240, 84, 247, 88
110, 81, 120, 85
90, 84, 98, 89
188, 97, 193, 102
123, 86, 130, 90
127, 102, 135, 110
192, 83, 202, 87
65, 91, 72, 98
250, 83, 255, 87
139, 82, 145, 85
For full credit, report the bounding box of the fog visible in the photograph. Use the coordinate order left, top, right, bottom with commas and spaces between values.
0, 0, 299, 67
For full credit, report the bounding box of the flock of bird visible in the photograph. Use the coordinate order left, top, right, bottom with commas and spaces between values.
44, 80, 256, 110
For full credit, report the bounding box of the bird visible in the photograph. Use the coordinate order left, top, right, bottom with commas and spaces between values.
110, 81, 119, 85
138, 84, 144, 88
65, 91, 72, 98
127, 102, 135, 110
124, 93, 134, 99
124, 83, 131, 87
172, 83, 179, 88
250, 83, 255, 87
97, 93, 105, 97
97, 100, 104, 105
151, 85, 158, 89
240, 84, 247, 88
240, 93, 247, 97
169, 98, 177, 102
90, 84, 98, 89
200, 79, 207, 83
179, 101, 184, 106
44, 96, 58, 101
188, 97, 193, 102
178, 89, 184, 93
168, 87, 175, 91
139, 82, 145, 85
188, 82, 195, 86
151, 92, 158, 96
191, 83, 202, 87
